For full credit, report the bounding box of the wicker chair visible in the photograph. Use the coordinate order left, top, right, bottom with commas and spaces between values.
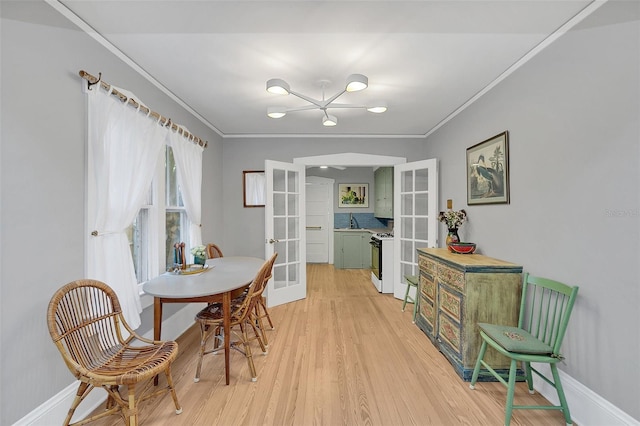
194, 253, 277, 382
47, 279, 182, 426
253, 284, 275, 346
205, 243, 224, 259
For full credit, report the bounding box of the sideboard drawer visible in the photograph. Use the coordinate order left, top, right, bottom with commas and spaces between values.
418, 295, 436, 335
420, 273, 436, 301
439, 286, 462, 323
438, 313, 462, 358
437, 263, 465, 293
419, 255, 437, 277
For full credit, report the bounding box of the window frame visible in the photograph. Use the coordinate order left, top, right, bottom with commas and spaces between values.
133, 146, 191, 295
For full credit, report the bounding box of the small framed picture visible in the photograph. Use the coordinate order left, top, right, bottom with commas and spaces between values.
338, 183, 369, 208
466, 131, 510, 205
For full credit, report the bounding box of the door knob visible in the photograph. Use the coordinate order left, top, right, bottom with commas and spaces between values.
268, 238, 280, 244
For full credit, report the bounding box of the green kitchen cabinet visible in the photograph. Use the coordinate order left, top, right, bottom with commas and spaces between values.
334, 231, 371, 269
374, 167, 393, 219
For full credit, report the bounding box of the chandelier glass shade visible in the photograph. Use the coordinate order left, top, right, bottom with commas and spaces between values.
266, 74, 387, 127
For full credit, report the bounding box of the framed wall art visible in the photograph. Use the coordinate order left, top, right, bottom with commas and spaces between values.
466, 131, 510, 205
338, 183, 369, 208
243, 170, 265, 207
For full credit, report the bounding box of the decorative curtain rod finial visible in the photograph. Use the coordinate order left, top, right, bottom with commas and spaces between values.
87, 72, 102, 91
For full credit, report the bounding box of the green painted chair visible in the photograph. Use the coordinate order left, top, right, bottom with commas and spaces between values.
402, 275, 419, 323
469, 273, 579, 425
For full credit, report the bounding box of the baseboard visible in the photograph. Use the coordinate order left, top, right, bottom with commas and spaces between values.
532, 363, 639, 425
14, 303, 201, 425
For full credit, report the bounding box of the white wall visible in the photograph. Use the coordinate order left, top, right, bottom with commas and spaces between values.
0, 3, 223, 424
421, 1, 639, 419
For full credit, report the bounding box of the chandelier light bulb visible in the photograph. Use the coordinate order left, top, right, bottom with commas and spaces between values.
267, 106, 287, 119
266, 78, 290, 95
322, 114, 338, 126
345, 74, 368, 92
367, 102, 387, 113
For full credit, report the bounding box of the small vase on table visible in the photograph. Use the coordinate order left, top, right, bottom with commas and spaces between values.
446, 228, 460, 247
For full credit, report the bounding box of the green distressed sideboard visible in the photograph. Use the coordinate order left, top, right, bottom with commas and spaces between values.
416, 248, 523, 381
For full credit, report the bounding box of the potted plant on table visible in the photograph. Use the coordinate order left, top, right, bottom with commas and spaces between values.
191, 245, 207, 265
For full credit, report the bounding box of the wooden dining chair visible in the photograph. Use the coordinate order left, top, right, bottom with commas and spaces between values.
47, 279, 182, 426
205, 243, 224, 259
194, 253, 278, 383
469, 273, 579, 425
253, 278, 276, 346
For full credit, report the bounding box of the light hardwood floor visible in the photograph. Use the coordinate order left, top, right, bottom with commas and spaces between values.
89, 264, 568, 425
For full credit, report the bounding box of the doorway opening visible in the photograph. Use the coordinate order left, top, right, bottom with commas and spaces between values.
294, 153, 407, 266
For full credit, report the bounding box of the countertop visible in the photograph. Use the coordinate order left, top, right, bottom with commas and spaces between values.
334, 228, 390, 234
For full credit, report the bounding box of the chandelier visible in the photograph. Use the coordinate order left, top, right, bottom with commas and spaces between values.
266, 74, 387, 127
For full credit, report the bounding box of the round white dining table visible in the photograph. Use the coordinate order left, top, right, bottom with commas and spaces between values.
142, 256, 265, 385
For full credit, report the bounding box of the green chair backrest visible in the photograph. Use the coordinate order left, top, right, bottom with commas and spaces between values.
518, 273, 579, 355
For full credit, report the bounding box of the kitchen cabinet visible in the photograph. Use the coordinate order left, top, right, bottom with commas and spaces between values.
416, 248, 522, 381
374, 167, 393, 218
334, 231, 371, 269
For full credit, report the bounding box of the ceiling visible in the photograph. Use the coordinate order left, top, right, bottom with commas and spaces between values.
42, 1, 603, 138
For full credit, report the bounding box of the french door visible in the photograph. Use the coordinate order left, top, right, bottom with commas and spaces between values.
264, 160, 306, 307
393, 159, 438, 298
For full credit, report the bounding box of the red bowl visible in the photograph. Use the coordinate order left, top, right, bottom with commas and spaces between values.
448, 242, 477, 254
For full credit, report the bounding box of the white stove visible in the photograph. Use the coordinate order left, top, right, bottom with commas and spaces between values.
373, 232, 394, 240
370, 233, 394, 293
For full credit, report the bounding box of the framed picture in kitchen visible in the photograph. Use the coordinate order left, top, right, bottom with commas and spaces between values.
338, 183, 369, 208
466, 131, 510, 205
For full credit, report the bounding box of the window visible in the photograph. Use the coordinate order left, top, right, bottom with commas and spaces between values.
164, 146, 190, 269
128, 146, 191, 283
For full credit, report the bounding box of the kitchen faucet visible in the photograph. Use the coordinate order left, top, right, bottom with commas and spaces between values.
349, 213, 358, 229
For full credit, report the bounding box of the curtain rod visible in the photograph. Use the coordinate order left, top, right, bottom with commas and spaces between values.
79, 70, 208, 148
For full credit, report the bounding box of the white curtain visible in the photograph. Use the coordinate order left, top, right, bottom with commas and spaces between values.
167, 129, 204, 255
87, 85, 165, 329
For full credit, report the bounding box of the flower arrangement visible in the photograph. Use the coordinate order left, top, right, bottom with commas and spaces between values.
190, 245, 207, 259
438, 209, 467, 229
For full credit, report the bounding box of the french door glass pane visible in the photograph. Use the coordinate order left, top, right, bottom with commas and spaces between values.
415, 168, 429, 191
274, 217, 286, 240
288, 217, 299, 239
274, 240, 286, 261
274, 193, 286, 216
401, 217, 414, 239
401, 193, 413, 215
401, 239, 414, 263
415, 193, 429, 215
416, 218, 428, 241
288, 263, 299, 283
287, 170, 299, 192
401, 170, 414, 192
288, 240, 299, 263
273, 169, 286, 192
274, 264, 286, 289
287, 193, 298, 215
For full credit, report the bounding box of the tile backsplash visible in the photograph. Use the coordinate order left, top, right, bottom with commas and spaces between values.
334, 213, 391, 230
